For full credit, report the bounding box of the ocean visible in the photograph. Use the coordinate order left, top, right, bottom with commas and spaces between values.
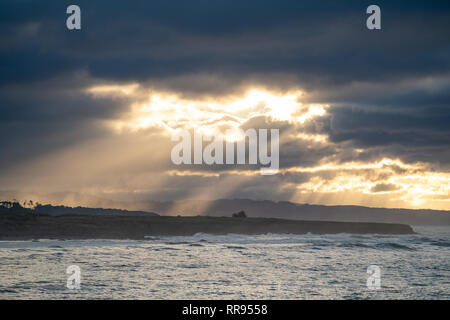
0, 226, 449, 299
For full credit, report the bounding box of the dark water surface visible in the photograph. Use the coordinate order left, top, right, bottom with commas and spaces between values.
0, 226, 448, 299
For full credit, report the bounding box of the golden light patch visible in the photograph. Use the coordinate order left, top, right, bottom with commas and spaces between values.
90, 85, 328, 140
86, 83, 140, 96
288, 159, 450, 209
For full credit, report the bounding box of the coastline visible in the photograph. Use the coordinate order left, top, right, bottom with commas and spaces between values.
0, 211, 415, 240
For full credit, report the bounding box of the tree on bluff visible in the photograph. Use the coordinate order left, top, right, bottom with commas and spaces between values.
232, 210, 247, 218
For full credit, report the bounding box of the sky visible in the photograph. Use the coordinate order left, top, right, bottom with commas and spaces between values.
0, 0, 449, 210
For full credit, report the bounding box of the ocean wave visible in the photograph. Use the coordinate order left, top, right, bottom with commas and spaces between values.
375, 242, 416, 251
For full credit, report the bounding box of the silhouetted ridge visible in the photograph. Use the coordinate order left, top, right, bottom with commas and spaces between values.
0, 201, 159, 217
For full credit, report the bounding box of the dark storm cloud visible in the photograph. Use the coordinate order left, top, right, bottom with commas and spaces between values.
0, 73, 131, 168
1, 0, 450, 177
370, 183, 400, 193
1, 0, 450, 86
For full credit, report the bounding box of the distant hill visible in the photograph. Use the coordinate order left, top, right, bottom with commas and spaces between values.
1, 191, 449, 225
0, 201, 159, 217
201, 199, 450, 226
125, 198, 450, 225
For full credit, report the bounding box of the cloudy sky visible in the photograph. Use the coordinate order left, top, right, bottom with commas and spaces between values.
1, 0, 449, 210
